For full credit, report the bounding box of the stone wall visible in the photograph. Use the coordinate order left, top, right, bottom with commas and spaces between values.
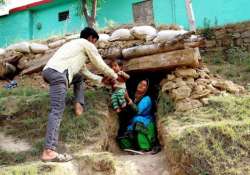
199, 21, 250, 53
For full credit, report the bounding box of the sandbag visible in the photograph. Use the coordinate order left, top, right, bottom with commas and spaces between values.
0, 48, 5, 56
130, 26, 157, 41
98, 34, 110, 42
6, 42, 31, 53
153, 30, 188, 43
109, 29, 134, 41
30, 43, 49, 54
65, 34, 80, 41
48, 39, 66, 49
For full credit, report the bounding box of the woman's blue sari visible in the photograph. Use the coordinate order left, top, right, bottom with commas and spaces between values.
127, 96, 153, 131
118, 95, 156, 151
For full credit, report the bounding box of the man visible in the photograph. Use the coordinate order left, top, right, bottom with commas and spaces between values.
41, 27, 118, 162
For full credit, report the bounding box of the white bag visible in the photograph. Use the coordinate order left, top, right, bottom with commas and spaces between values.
153, 30, 188, 43
65, 34, 80, 41
30, 43, 49, 54
48, 39, 66, 49
6, 42, 31, 53
109, 29, 134, 41
0, 48, 5, 56
130, 26, 157, 41
98, 34, 110, 42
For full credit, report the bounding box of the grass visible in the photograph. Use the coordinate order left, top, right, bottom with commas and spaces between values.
202, 47, 250, 86
0, 87, 111, 165
158, 94, 250, 175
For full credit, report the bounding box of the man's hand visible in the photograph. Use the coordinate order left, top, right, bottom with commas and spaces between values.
102, 77, 115, 86
101, 77, 110, 85
117, 75, 125, 83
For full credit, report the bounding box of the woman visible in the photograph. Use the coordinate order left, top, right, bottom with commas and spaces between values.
117, 79, 157, 152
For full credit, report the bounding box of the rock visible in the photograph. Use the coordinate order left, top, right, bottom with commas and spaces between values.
191, 89, 211, 99
1, 50, 23, 65
167, 74, 176, 81
212, 80, 244, 94
6, 42, 31, 53
200, 98, 209, 105
243, 38, 250, 43
162, 81, 177, 92
197, 70, 210, 79
172, 86, 192, 100
21, 49, 56, 75
48, 39, 66, 49
196, 78, 211, 86
175, 98, 202, 112
97, 42, 109, 49
232, 33, 241, 38
241, 31, 250, 38
175, 68, 198, 78
206, 84, 221, 95
186, 77, 195, 87
175, 79, 186, 87
0, 48, 5, 56
0, 62, 16, 79
30, 43, 49, 53
194, 85, 205, 92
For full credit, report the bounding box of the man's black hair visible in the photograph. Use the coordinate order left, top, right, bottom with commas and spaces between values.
80, 27, 99, 40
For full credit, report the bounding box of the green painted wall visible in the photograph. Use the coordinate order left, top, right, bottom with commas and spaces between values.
0, 11, 32, 47
191, 0, 250, 28
97, 0, 141, 27
32, 0, 86, 39
153, 0, 250, 29
1, 0, 250, 47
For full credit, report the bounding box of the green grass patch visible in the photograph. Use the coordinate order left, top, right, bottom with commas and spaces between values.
158, 94, 250, 175
0, 87, 111, 165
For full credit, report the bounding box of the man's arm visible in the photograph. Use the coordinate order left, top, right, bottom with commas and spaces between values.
81, 65, 103, 85
118, 71, 130, 80
85, 43, 118, 80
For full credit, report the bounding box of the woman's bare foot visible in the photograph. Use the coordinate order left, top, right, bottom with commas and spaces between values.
41, 149, 58, 161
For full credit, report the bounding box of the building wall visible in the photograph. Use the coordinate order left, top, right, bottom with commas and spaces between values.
0, 11, 32, 47
192, 0, 250, 28
97, 0, 141, 27
1, 0, 250, 47
98, 0, 250, 29
0, 0, 86, 47
32, 0, 86, 39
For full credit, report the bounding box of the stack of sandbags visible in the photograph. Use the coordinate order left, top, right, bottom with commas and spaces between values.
96, 25, 204, 61
160, 66, 245, 112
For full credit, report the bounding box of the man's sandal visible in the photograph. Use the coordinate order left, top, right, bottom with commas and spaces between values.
41, 153, 73, 163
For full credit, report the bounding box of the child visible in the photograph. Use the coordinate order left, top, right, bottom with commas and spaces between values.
109, 60, 131, 113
